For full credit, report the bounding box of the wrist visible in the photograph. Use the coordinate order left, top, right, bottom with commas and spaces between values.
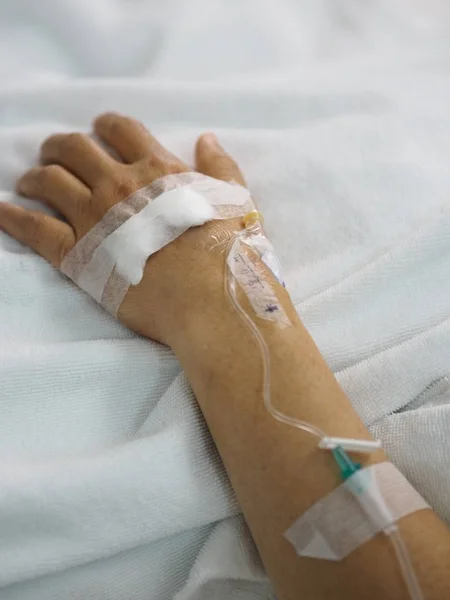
120, 219, 235, 343
168, 270, 299, 367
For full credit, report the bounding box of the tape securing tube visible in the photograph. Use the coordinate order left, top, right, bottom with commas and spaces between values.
284, 462, 429, 560
61, 172, 254, 315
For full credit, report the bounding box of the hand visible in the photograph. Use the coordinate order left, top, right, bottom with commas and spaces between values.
0, 113, 247, 345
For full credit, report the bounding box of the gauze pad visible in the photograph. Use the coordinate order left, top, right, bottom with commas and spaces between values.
107, 188, 215, 285
61, 172, 254, 315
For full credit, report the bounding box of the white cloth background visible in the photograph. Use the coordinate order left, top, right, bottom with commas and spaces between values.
1, 1, 450, 598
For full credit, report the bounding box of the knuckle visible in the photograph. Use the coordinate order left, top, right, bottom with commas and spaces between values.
137, 155, 158, 174
96, 173, 136, 205
21, 167, 40, 182
42, 132, 87, 155
162, 160, 185, 176
41, 164, 63, 180
62, 132, 86, 149
31, 165, 62, 193
109, 119, 125, 137
142, 154, 157, 167
115, 179, 136, 199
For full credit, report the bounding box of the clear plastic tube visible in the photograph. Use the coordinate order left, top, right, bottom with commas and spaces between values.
225, 233, 326, 440
388, 527, 425, 600
224, 226, 424, 600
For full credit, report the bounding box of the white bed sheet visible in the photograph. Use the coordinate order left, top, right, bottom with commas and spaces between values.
1, 1, 450, 598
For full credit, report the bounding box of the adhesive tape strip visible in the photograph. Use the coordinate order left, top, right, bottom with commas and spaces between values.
284, 462, 429, 560
102, 187, 215, 285
227, 236, 290, 326
61, 172, 254, 315
77, 188, 215, 302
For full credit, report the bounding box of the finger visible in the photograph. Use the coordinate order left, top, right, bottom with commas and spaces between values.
195, 133, 246, 186
16, 165, 90, 223
94, 112, 177, 164
0, 202, 75, 267
40, 133, 116, 188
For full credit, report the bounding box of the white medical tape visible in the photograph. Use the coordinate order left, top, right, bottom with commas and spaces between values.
284, 462, 429, 561
77, 188, 215, 301
61, 172, 254, 315
227, 236, 290, 326
242, 230, 285, 287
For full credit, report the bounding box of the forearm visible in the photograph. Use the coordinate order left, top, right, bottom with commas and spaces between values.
171, 281, 450, 600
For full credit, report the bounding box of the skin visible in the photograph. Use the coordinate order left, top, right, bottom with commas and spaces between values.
0, 113, 449, 599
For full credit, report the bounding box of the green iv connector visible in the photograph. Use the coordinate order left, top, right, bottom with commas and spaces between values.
332, 446, 362, 481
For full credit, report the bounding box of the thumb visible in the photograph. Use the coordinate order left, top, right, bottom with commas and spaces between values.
195, 133, 246, 186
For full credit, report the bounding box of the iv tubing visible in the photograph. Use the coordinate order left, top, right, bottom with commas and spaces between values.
225, 232, 325, 440
388, 527, 425, 600
224, 225, 425, 600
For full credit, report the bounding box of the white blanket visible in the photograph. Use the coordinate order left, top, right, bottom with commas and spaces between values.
1, 1, 450, 598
